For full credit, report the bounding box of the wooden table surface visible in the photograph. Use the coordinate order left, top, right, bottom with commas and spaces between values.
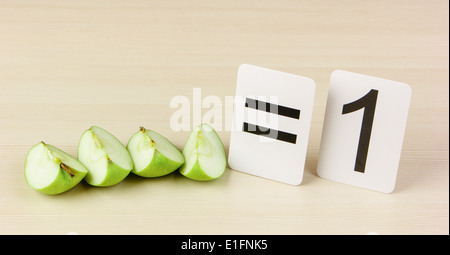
0, 0, 448, 235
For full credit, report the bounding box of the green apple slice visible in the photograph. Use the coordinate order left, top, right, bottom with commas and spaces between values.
127, 127, 185, 177
179, 123, 226, 181
24, 142, 88, 195
78, 126, 133, 186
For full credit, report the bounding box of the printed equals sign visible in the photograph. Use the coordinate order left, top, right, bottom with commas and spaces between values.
243, 98, 300, 144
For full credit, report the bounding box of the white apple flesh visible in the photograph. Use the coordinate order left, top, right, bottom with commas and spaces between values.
179, 123, 226, 181
78, 126, 133, 186
24, 142, 88, 195
127, 127, 184, 177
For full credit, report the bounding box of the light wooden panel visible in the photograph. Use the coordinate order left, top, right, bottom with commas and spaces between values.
0, 0, 448, 234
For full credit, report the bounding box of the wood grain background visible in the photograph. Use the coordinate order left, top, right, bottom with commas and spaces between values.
0, 0, 448, 234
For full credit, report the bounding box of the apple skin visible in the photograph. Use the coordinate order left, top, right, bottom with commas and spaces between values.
131, 150, 184, 177
84, 158, 131, 187
180, 160, 222, 181
179, 123, 227, 181
127, 128, 185, 178
78, 127, 133, 187
24, 142, 88, 195
32, 170, 83, 195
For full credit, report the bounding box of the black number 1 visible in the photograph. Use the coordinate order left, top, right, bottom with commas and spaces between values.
342, 89, 378, 173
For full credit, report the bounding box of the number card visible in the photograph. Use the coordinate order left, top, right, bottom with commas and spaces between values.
228, 64, 316, 185
317, 70, 411, 193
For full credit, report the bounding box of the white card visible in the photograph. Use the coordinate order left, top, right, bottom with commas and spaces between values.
228, 64, 316, 185
317, 70, 411, 193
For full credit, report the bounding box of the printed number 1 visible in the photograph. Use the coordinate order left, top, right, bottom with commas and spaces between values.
342, 89, 378, 173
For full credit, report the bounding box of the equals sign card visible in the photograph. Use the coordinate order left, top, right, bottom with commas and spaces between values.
228, 64, 316, 185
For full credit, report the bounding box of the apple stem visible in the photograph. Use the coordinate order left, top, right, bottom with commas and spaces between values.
60, 163, 75, 178
140, 127, 155, 143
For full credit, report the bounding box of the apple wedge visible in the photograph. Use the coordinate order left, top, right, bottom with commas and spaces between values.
179, 123, 226, 181
127, 127, 184, 177
78, 126, 133, 186
24, 142, 88, 195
